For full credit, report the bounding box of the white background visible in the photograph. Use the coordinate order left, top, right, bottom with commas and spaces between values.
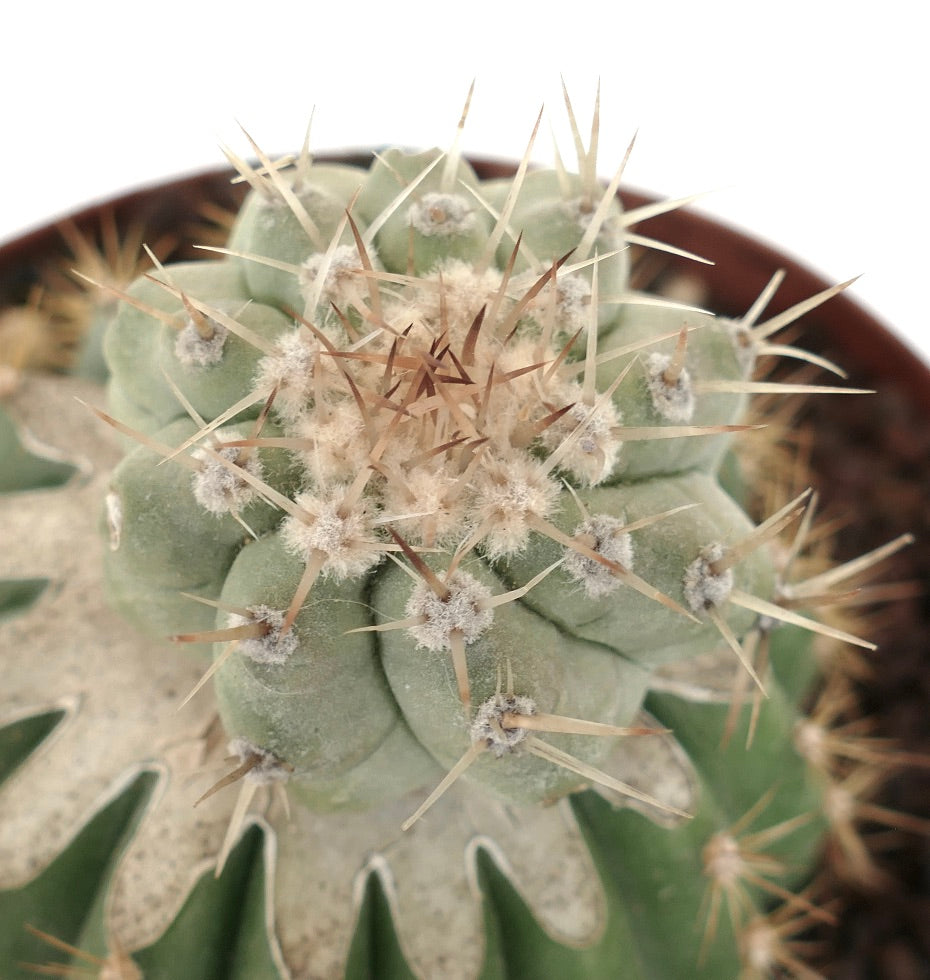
3, 2, 927, 365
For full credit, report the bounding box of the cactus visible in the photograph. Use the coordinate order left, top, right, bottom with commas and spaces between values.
0, 91, 918, 979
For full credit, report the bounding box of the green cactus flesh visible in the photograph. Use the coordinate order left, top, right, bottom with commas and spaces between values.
0, 100, 900, 979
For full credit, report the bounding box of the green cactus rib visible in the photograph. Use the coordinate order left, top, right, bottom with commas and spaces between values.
469, 640, 825, 980
2, 94, 895, 979
131, 824, 279, 980
0, 578, 49, 624
0, 639, 815, 980
0, 770, 155, 979
0, 638, 820, 980
346, 868, 419, 980
0, 708, 63, 789
0, 760, 280, 980
0, 403, 78, 492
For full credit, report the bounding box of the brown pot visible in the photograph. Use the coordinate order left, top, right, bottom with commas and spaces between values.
2, 157, 928, 976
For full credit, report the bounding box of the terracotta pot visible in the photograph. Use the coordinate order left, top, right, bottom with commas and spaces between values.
2, 156, 928, 976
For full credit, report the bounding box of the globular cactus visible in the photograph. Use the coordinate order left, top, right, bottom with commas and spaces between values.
0, 92, 916, 979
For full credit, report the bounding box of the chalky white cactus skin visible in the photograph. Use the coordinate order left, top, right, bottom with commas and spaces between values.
4, 92, 906, 980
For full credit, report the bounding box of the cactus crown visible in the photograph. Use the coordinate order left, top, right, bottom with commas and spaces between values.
2, 88, 915, 980
100, 89, 813, 830
96, 88, 888, 843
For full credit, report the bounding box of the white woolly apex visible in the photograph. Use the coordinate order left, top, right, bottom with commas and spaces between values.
174, 317, 228, 367
280, 489, 383, 580
552, 272, 593, 335
253, 327, 322, 421
470, 693, 538, 758
227, 737, 292, 785
381, 466, 469, 549
290, 401, 368, 487
298, 243, 368, 308
191, 435, 263, 515
227, 606, 299, 665
471, 456, 561, 559
644, 351, 696, 422
411, 260, 504, 338
563, 514, 634, 598
404, 570, 494, 651
408, 192, 477, 237
682, 542, 734, 612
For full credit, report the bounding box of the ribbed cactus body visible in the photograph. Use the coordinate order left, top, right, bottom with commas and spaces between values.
100, 147, 788, 821
17, 122, 875, 979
